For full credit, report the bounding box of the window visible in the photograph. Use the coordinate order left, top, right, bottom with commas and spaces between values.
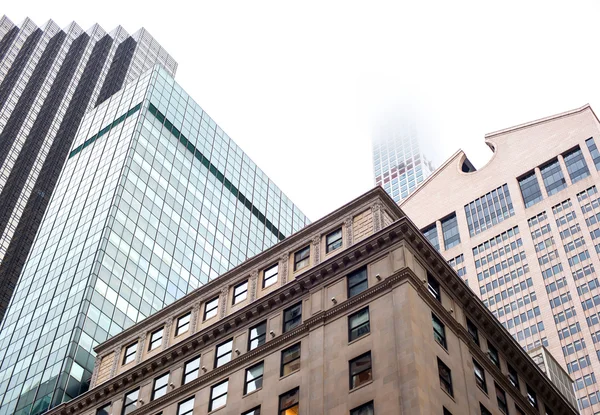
495, 383, 508, 414
263, 264, 278, 288
541, 159, 567, 196
508, 364, 519, 389
149, 328, 163, 351
519, 172, 543, 208
249, 321, 266, 350
123, 343, 137, 365
326, 228, 343, 253
283, 302, 302, 332
527, 384, 538, 409
215, 339, 233, 368
443, 408, 452, 415
488, 343, 500, 367
516, 406, 526, 415
586, 137, 600, 170
432, 314, 446, 349
183, 356, 200, 384
96, 404, 110, 415
294, 246, 310, 271
438, 358, 453, 396
178, 397, 194, 415
467, 319, 479, 346
244, 362, 264, 394
281, 343, 301, 376
422, 223, 440, 251
176, 312, 191, 336
204, 297, 219, 321
152, 373, 169, 400
480, 403, 492, 415
349, 307, 370, 342
427, 273, 441, 302
473, 359, 487, 393
209, 379, 228, 412
233, 280, 248, 305
441, 213, 461, 249
564, 147, 590, 183
122, 389, 139, 415
464, 184, 514, 236
348, 267, 368, 298
242, 407, 261, 415
349, 352, 372, 389
278, 388, 299, 415
350, 401, 374, 415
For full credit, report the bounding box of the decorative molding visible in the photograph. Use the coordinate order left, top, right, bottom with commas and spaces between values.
280, 254, 289, 284
163, 319, 173, 348
371, 201, 383, 232
249, 270, 259, 302
344, 216, 353, 246
190, 303, 201, 334
219, 286, 229, 318
90, 355, 102, 388
109, 346, 120, 378
312, 235, 321, 265
135, 334, 146, 363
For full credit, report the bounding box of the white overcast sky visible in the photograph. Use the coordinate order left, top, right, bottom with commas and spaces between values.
5, 1, 600, 221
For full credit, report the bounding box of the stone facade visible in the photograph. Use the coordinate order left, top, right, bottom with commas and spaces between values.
45, 188, 577, 415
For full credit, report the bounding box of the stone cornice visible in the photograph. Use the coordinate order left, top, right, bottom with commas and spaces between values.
95, 187, 402, 354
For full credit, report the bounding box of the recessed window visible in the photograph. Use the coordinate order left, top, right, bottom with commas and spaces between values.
123, 342, 137, 365
281, 343, 301, 376
121, 389, 139, 415
518, 172, 543, 208
149, 328, 164, 351
438, 358, 453, 397
422, 223, 440, 251
244, 361, 264, 394
441, 213, 460, 249
278, 387, 299, 415
586, 137, 600, 170
473, 359, 487, 393
443, 408, 452, 415
508, 364, 519, 389
183, 356, 200, 384
432, 314, 446, 349
350, 401, 374, 415
263, 264, 278, 288
178, 397, 194, 415
540, 159, 566, 196
215, 339, 233, 368
294, 246, 310, 271
233, 280, 248, 305
349, 352, 372, 389
326, 228, 343, 253
427, 272, 441, 302
348, 307, 370, 342
249, 321, 266, 350
480, 403, 492, 415
348, 267, 368, 298
467, 318, 480, 346
176, 312, 191, 336
96, 403, 110, 415
487, 343, 500, 368
495, 383, 508, 414
152, 373, 169, 400
527, 384, 538, 409
515, 406, 526, 415
283, 302, 302, 332
242, 406, 261, 415
209, 379, 229, 412
204, 296, 219, 321
564, 147, 590, 183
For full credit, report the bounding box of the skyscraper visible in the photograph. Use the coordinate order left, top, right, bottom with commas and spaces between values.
372, 117, 436, 203
402, 104, 600, 413
0, 16, 177, 321
0, 66, 309, 415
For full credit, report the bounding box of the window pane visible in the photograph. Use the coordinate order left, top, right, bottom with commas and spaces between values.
350, 401, 374, 415
422, 223, 439, 251
263, 264, 279, 288
283, 303, 302, 332
349, 307, 370, 341
178, 397, 194, 415
564, 147, 590, 183
441, 213, 460, 249
348, 267, 368, 298
540, 159, 566, 196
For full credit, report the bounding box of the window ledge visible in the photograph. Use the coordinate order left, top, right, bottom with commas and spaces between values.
280, 369, 300, 380
476, 384, 488, 396
348, 332, 370, 346
349, 379, 373, 394
435, 340, 449, 355
441, 387, 456, 402
242, 388, 262, 398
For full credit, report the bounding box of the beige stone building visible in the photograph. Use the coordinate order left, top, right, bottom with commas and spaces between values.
401, 104, 600, 413
45, 188, 577, 415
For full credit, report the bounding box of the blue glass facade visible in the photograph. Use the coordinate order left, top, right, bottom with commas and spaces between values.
0, 67, 308, 415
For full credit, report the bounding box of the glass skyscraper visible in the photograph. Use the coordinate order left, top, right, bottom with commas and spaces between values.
0, 66, 308, 415
373, 118, 437, 203
0, 15, 177, 322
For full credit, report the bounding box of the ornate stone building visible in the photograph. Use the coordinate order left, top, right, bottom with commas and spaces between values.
46, 188, 577, 415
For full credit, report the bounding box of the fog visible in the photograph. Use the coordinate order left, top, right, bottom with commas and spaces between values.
4, 1, 600, 220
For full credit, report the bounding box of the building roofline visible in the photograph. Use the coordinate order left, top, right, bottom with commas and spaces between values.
95, 186, 403, 353
485, 103, 599, 139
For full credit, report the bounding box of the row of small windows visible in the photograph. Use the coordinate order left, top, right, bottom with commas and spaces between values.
518, 145, 592, 209
464, 184, 515, 237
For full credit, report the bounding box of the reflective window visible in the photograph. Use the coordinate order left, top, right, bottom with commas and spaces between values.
422, 223, 439, 251
527, 384, 538, 408
508, 364, 519, 389
473, 359, 486, 392
122, 389, 139, 415
467, 318, 480, 346
349, 352, 372, 389
233, 281, 248, 305
178, 397, 194, 415
564, 147, 590, 183
480, 403, 492, 415
209, 380, 228, 412
242, 407, 261, 415
278, 388, 299, 415
244, 362, 264, 394
432, 313, 446, 349
249, 321, 266, 350
176, 312, 191, 336
519, 172, 543, 207
348, 267, 368, 298
540, 159, 566, 196
488, 343, 500, 368
464, 184, 514, 236
441, 213, 460, 249
283, 303, 302, 332
326, 228, 342, 253
427, 273, 441, 302
438, 358, 453, 396
149, 328, 164, 351
586, 137, 600, 170
204, 297, 219, 321
152, 373, 169, 400
96, 403, 110, 415
294, 246, 310, 271
496, 383, 508, 414
263, 264, 278, 288
281, 343, 301, 376
349, 307, 370, 342
123, 343, 137, 365
350, 401, 374, 415
183, 356, 200, 384
215, 339, 233, 368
